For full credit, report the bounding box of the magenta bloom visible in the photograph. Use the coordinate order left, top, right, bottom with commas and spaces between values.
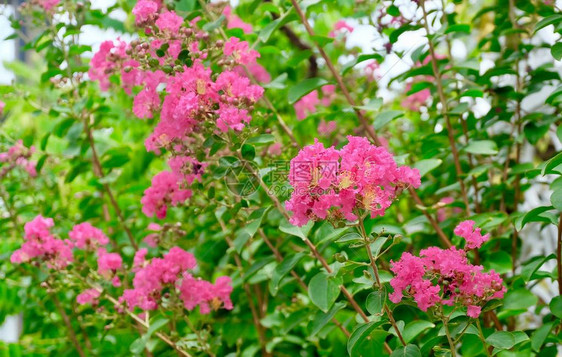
454, 220, 490, 250
69, 222, 109, 250
389, 247, 505, 317
77, 289, 101, 306
285, 136, 421, 226
10, 215, 73, 269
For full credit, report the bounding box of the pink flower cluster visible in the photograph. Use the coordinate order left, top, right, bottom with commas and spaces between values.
224, 5, 252, 34
141, 171, 193, 219
454, 220, 490, 250
401, 82, 431, 111
97, 248, 123, 287
10, 216, 73, 269
0, 140, 37, 178
120, 247, 233, 313
389, 246, 505, 317
77, 289, 101, 306
294, 85, 336, 120
329, 20, 354, 38
142, 60, 263, 152
69, 222, 109, 250
285, 136, 421, 226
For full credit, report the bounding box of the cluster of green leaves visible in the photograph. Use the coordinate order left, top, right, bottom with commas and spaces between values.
1, 0, 562, 356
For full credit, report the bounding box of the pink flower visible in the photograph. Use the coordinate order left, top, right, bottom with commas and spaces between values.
132, 0, 160, 25
120, 246, 230, 313
38, 0, 59, 11
401, 82, 431, 111
178, 274, 233, 314
88, 40, 128, 91
318, 120, 337, 136
10, 215, 73, 269
294, 91, 319, 120
454, 220, 490, 250
141, 171, 192, 219
69, 222, 109, 250
77, 289, 101, 305
268, 143, 282, 156
0, 140, 37, 178
155, 11, 183, 34
389, 246, 505, 317
224, 5, 252, 34
329, 20, 354, 38
133, 87, 161, 119
97, 248, 122, 279
285, 136, 420, 226
223, 37, 259, 65
133, 248, 148, 272
0, 101, 4, 115
467, 305, 482, 318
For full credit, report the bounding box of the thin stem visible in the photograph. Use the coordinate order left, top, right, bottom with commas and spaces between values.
51, 292, 86, 357
217, 218, 270, 355
557, 213, 562, 296
84, 120, 138, 250
289, 0, 380, 144
184, 316, 215, 357
87, 282, 192, 357
357, 218, 406, 347
420, 0, 470, 216
443, 319, 457, 357
476, 319, 492, 357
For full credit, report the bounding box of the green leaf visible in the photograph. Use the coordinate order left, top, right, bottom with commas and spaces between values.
550, 188, 562, 211
269, 252, 306, 295
485, 331, 515, 350
347, 322, 387, 357
366, 290, 385, 315
484, 251, 512, 274
413, 159, 442, 177
341, 54, 384, 75
374, 110, 403, 130
531, 321, 554, 352
535, 14, 562, 33
288, 78, 330, 104
524, 122, 549, 145
202, 14, 225, 32
403, 320, 435, 343
279, 219, 314, 240
259, 12, 296, 43
246, 134, 275, 145
551, 43, 562, 61
309, 302, 346, 336
129, 337, 146, 354
464, 140, 498, 155
390, 344, 422, 357
308, 272, 342, 312
354, 98, 383, 112
503, 289, 538, 311
387, 5, 400, 17
461, 89, 484, 98
549, 296, 562, 318
335, 232, 363, 243
146, 318, 169, 337
543, 152, 562, 175
241, 144, 255, 161
445, 24, 471, 34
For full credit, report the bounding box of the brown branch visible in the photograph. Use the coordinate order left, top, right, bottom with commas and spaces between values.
289, 0, 380, 144
51, 292, 86, 357
217, 218, 270, 356
420, 0, 470, 217
84, 120, 138, 250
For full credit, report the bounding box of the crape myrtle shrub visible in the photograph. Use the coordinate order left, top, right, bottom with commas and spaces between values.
1, 0, 562, 356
